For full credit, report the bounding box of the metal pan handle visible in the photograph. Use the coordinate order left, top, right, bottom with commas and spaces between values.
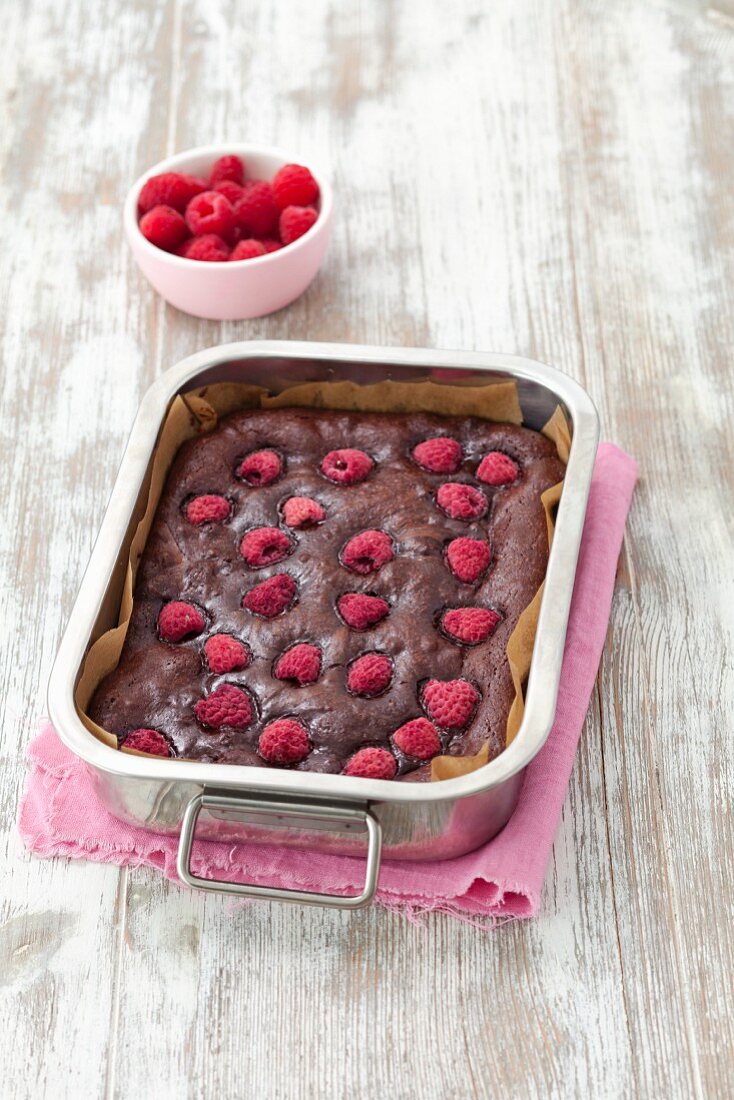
176, 791, 382, 909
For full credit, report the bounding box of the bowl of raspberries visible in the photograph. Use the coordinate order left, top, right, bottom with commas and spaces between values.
124, 143, 332, 320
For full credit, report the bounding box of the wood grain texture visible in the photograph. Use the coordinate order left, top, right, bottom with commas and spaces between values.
1, 1, 732, 1098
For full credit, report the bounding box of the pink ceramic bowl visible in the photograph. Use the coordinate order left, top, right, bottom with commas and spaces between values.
124, 143, 333, 321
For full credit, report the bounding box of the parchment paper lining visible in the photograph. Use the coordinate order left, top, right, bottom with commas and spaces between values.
75, 378, 569, 779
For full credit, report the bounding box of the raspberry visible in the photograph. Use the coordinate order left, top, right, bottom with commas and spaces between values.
185, 494, 231, 525
321, 449, 373, 485
121, 728, 171, 757
344, 747, 397, 780
139, 205, 189, 251
259, 237, 283, 253
337, 593, 390, 630
213, 179, 245, 205
279, 205, 318, 245
177, 234, 230, 261
158, 601, 205, 643
274, 643, 322, 686
446, 537, 491, 583
203, 634, 251, 674
234, 181, 279, 237
230, 239, 267, 261
436, 483, 488, 521
393, 718, 441, 760
282, 496, 325, 528
194, 684, 254, 729
340, 530, 394, 575
208, 154, 245, 187
412, 437, 463, 474
272, 163, 320, 210
440, 607, 501, 645
476, 452, 519, 486
185, 191, 237, 241
422, 679, 480, 730
240, 527, 293, 568
347, 653, 393, 696
258, 718, 311, 764
243, 573, 297, 617
138, 172, 206, 215
237, 449, 283, 486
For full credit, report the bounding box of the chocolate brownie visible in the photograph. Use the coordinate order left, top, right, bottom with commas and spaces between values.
88, 407, 565, 780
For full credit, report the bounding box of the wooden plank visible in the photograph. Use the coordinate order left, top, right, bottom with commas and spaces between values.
556, 0, 734, 1096
0, 1, 176, 1097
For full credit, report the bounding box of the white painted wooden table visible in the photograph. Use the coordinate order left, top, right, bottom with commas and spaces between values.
2, 1, 733, 1097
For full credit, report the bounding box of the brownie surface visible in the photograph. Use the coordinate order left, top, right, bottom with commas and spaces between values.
89, 407, 565, 780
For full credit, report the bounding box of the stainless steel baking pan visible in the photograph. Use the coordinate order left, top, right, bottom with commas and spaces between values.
48, 341, 599, 908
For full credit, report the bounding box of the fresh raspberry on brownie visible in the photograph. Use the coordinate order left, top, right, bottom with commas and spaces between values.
393, 718, 441, 760
340, 530, 394, 575
344, 747, 397, 779
445, 537, 491, 583
279, 205, 318, 245
282, 496, 325, 528
258, 718, 311, 764
158, 601, 205, 643
185, 494, 231, 525
421, 679, 480, 730
243, 574, 297, 617
138, 171, 206, 215
237, 449, 283, 486
208, 154, 245, 187
139, 205, 189, 251
239, 527, 293, 568
321, 449, 374, 485
203, 634, 251, 674
476, 451, 519, 486
185, 191, 237, 241
436, 482, 488, 520
121, 728, 171, 757
234, 181, 279, 237
347, 653, 393, 696
337, 593, 390, 630
194, 684, 254, 729
411, 437, 463, 474
272, 163, 320, 210
440, 607, 501, 645
274, 643, 321, 685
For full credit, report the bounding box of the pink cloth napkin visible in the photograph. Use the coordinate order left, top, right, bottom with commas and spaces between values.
18, 443, 636, 924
